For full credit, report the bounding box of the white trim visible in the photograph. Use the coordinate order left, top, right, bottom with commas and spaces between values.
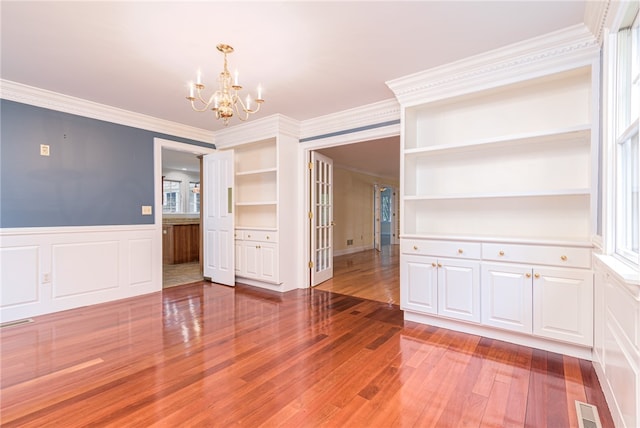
300, 98, 400, 140
0, 79, 215, 143
387, 24, 599, 107
214, 114, 300, 148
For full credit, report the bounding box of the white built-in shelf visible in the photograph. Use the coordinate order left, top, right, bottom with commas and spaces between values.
399, 233, 594, 248
403, 125, 591, 156
236, 167, 277, 176
236, 226, 277, 231
404, 188, 591, 200
236, 201, 278, 206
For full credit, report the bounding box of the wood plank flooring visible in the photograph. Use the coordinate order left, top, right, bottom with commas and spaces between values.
1, 281, 613, 427
315, 245, 400, 305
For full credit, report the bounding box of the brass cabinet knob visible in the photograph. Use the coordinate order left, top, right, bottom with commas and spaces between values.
266, 236, 270, 240
247, 234, 251, 238
437, 263, 442, 268
457, 249, 463, 254
499, 250, 505, 256
526, 272, 532, 278
413, 245, 418, 250
431, 262, 437, 267
534, 273, 540, 279
560, 255, 567, 261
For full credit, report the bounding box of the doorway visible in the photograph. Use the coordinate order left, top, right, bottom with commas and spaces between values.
309, 136, 401, 304
154, 139, 215, 289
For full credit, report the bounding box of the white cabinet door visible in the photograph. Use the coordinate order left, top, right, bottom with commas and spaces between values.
481, 263, 533, 334
244, 242, 260, 278
533, 266, 593, 346
401, 255, 437, 314
258, 242, 278, 282
438, 259, 481, 323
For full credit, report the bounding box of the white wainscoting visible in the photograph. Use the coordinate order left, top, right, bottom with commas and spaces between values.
0, 225, 161, 323
593, 255, 640, 428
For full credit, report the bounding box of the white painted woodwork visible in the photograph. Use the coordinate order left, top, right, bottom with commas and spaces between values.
215, 116, 299, 292
235, 230, 279, 284
481, 263, 533, 334
391, 26, 599, 358
533, 266, 594, 346
400, 254, 438, 315
400, 251, 480, 323
437, 259, 481, 323
311, 151, 334, 286
203, 151, 235, 286
0, 225, 159, 323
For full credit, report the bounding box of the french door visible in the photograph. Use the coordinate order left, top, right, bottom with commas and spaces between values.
310, 151, 334, 286
203, 151, 235, 286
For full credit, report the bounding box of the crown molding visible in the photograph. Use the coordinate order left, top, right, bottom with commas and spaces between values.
0, 79, 215, 143
584, 0, 612, 44
213, 114, 301, 148
386, 24, 600, 107
300, 98, 400, 140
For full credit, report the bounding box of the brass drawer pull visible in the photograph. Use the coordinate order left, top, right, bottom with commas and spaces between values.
560, 255, 567, 261
499, 250, 505, 256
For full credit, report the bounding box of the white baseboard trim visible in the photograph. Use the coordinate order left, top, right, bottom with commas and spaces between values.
334, 245, 374, 257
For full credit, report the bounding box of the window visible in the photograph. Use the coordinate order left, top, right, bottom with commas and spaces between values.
189, 182, 200, 214
163, 179, 181, 213
612, 8, 640, 266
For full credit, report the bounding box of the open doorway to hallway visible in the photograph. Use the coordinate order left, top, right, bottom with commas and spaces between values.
311, 137, 400, 305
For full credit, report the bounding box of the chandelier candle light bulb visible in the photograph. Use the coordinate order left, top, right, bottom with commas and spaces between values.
186, 43, 264, 126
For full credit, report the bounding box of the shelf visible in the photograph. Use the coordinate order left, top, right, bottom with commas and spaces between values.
236, 167, 277, 176
236, 201, 277, 206
404, 188, 591, 200
235, 226, 277, 232
403, 125, 590, 156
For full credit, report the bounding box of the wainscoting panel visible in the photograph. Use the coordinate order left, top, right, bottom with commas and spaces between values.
0, 245, 39, 307
129, 238, 153, 286
53, 241, 120, 298
0, 226, 160, 323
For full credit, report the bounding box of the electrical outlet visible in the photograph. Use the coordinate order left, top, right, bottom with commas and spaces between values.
141, 205, 152, 215
347, 239, 353, 245
43, 273, 51, 283
40, 144, 50, 156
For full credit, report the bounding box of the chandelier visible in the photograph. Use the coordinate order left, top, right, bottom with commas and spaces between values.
186, 44, 264, 126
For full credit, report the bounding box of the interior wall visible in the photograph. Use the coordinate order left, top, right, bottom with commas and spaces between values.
0, 99, 213, 228
333, 166, 399, 255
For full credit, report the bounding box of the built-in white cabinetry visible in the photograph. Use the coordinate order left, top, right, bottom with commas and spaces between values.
482, 262, 593, 346
235, 230, 278, 284
401, 240, 480, 323
387, 26, 600, 358
216, 116, 299, 292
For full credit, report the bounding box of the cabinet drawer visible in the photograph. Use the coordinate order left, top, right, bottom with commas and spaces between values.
240, 230, 278, 243
482, 243, 591, 268
401, 239, 481, 259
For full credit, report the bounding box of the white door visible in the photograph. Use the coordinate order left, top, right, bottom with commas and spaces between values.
203, 151, 235, 286
310, 151, 334, 286
374, 185, 381, 251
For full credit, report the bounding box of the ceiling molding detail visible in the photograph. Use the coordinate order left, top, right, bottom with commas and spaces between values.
300, 98, 400, 140
0, 79, 215, 143
584, 0, 611, 44
213, 114, 300, 148
386, 24, 600, 107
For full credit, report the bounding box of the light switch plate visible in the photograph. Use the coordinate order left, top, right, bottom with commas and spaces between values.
141, 205, 152, 215
40, 144, 50, 156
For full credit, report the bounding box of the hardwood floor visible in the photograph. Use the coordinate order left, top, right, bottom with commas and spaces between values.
1, 281, 613, 427
315, 245, 400, 305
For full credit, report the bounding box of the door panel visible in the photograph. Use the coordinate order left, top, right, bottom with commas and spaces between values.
481, 263, 533, 333
203, 151, 235, 286
311, 152, 334, 286
437, 259, 480, 323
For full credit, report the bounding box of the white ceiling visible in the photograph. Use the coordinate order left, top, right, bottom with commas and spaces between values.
1, 1, 589, 177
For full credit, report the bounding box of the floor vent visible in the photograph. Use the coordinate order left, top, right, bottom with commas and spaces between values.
0, 318, 34, 329
575, 401, 603, 428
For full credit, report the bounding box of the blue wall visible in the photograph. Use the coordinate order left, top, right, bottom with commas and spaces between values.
0, 100, 214, 228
